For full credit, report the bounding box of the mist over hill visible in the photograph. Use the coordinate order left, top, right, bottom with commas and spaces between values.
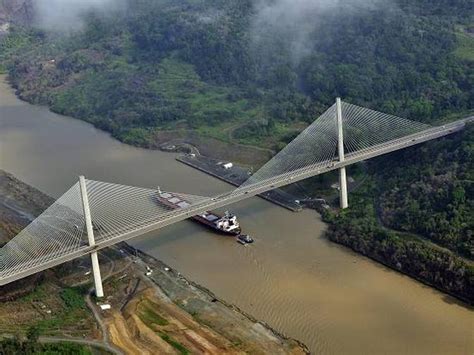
0, 0, 32, 30
32, 0, 126, 31
1, 0, 472, 148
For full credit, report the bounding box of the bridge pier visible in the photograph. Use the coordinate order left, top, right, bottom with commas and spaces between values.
336, 98, 349, 209
339, 167, 348, 209
79, 176, 104, 298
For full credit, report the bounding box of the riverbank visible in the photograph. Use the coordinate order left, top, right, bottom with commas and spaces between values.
322, 154, 474, 306
113, 243, 309, 354
0, 66, 272, 169
0, 170, 309, 354
327, 228, 474, 306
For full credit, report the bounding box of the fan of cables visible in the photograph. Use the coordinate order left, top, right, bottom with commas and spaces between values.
0, 179, 210, 279
238, 100, 431, 190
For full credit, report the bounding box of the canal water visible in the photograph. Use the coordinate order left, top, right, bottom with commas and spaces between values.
0, 77, 472, 354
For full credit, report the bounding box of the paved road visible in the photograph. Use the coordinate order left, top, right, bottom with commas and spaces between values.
84, 249, 131, 355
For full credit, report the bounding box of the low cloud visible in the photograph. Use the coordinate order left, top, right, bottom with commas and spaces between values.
251, 0, 385, 65
33, 0, 125, 32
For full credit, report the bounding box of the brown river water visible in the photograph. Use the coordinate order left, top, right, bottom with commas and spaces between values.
0, 77, 472, 354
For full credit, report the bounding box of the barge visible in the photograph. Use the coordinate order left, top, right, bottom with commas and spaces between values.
155, 188, 241, 235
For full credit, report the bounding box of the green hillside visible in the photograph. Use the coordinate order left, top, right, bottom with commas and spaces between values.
1, 0, 472, 150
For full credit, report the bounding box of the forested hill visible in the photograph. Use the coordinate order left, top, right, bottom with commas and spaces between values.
0, 0, 473, 149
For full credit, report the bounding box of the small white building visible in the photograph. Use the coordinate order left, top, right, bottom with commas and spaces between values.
223, 162, 233, 170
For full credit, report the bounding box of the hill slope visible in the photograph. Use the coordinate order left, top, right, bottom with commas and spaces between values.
1, 0, 472, 150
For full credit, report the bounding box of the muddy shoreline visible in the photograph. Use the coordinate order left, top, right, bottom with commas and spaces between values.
120, 242, 310, 354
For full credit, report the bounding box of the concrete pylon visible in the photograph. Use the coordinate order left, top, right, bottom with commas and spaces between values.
79, 176, 104, 298
336, 98, 349, 209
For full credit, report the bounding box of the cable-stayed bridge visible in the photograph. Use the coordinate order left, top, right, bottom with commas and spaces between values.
1, 99, 472, 295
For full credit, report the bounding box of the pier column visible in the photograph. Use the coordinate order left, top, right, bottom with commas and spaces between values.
79, 176, 104, 298
336, 98, 348, 209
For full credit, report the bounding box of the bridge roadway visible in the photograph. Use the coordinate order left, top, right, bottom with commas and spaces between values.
1, 116, 472, 286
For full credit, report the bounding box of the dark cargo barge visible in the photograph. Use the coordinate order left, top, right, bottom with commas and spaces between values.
155, 189, 241, 235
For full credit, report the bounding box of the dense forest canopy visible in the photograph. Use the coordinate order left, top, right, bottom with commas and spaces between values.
1, 0, 473, 147
377, 124, 474, 257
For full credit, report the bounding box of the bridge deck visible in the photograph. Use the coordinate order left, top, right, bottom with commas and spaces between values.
1, 116, 472, 286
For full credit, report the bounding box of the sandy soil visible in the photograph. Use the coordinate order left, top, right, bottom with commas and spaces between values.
106, 287, 237, 354
99, 249, 309, 355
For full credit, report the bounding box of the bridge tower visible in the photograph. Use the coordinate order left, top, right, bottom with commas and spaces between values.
79, 176, 104, 298
336, 98, 349, 209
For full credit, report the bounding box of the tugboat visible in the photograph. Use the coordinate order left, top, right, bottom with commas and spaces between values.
237, 234, 254, 245
155, 188, 241, 236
